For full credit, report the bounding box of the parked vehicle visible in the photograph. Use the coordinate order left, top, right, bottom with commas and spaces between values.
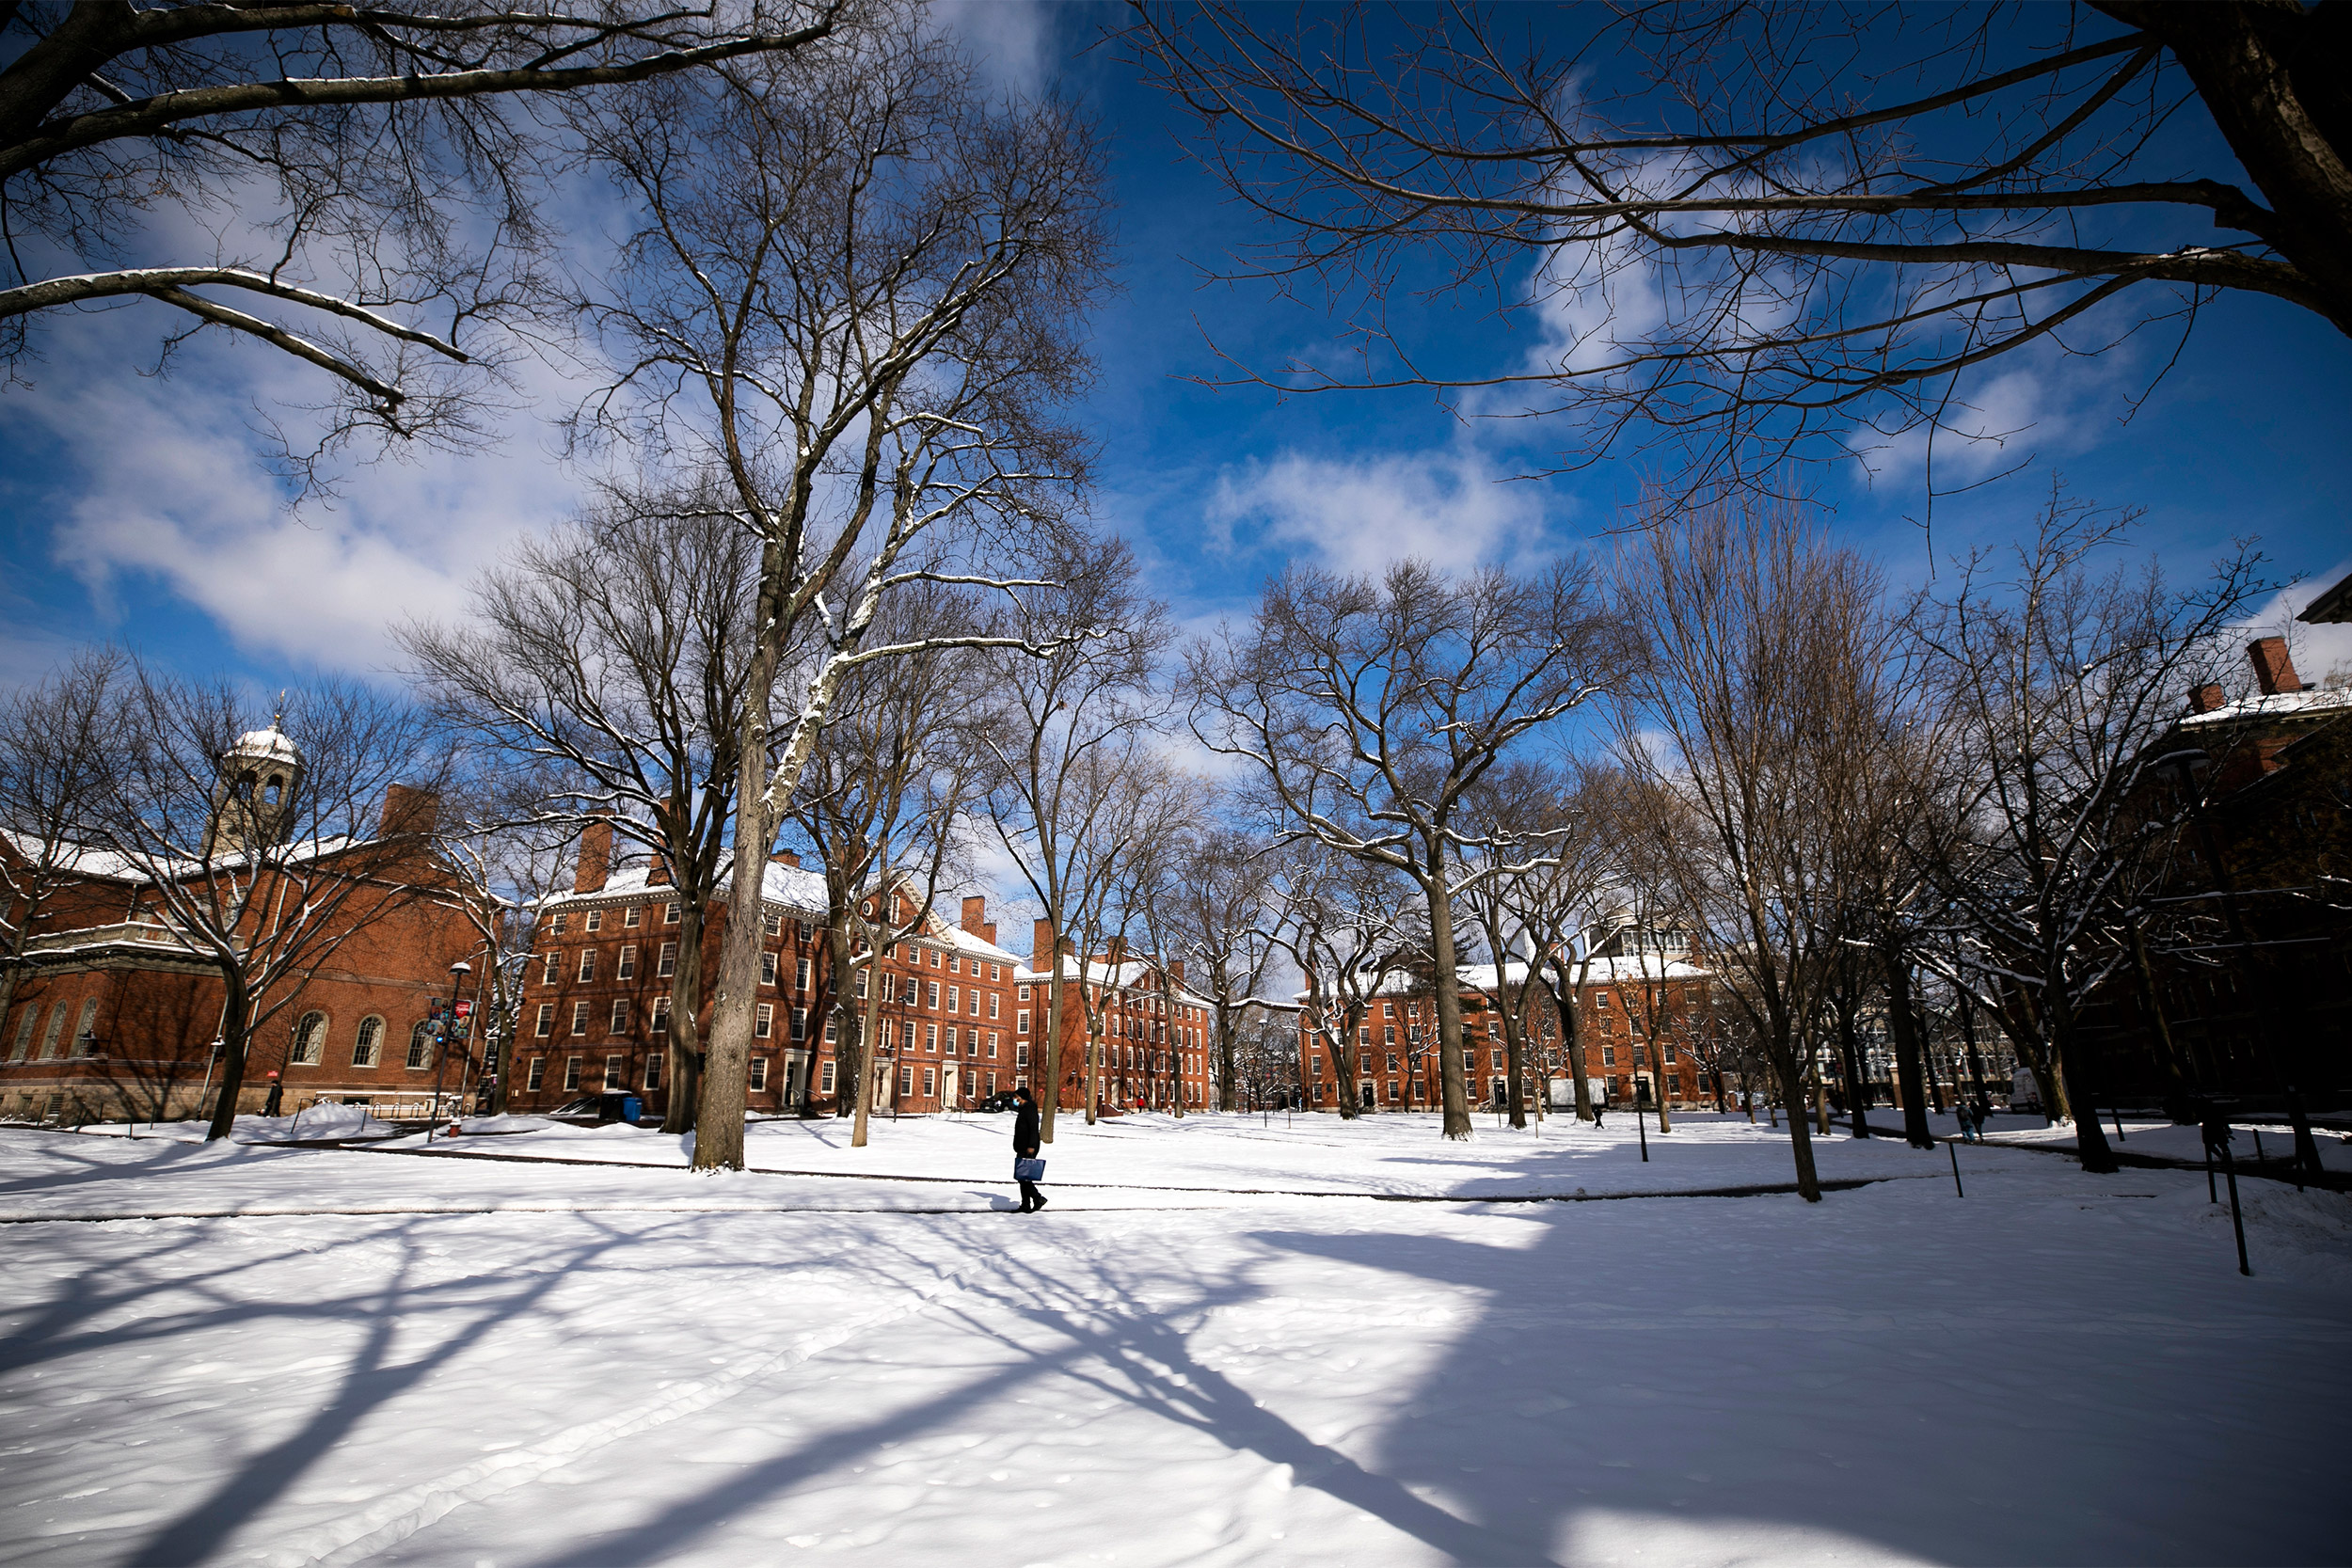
2010, 1069, 2042, 1116
973, 1090, 1022, 1113
548, 1091, 644, 1125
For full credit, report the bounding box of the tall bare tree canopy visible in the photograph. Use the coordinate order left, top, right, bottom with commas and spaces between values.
0, 1, 853, 467
1132, 2, 2352, 494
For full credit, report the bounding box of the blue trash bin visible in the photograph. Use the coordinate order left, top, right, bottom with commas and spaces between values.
621, 1094, 644, 1124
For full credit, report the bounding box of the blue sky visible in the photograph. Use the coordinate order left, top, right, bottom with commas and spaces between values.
4, 2, 2349, 702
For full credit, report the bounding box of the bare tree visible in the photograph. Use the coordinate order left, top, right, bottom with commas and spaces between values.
1232, 1002, 1303, 1114
979, 539, 1171, 1141
1268, 839, 1419, 1121
564, 18, 1113, 1170
400, 485, 758, 1134
1157, 818, 1279, 1112
431, 791, 577, 1117
787, 584, 999, 1147
0, 1, 861, 474
1190, 559, 1629, 1138
1611, 501, 1891, 1201
80, 662, 460, 1139
1133, 3, 2352, 499
1903, 490, 2274, 1175
0, 647, 121, 1033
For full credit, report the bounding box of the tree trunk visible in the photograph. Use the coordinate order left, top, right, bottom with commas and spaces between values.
1836, 987, 1870, 1138
1548, 961, 1596, 1122
1041, 950, 1064, 1143
1774, 1044, 1821, 1201
202, 976, 256, 1141
1423, 866, 1471, 1140
1501, 990, 1529, 1131
661, 900, 706, 1135
1882, 955, 1933, 1148
2046, 984, 2119, 1175
850, 962, 890, 1148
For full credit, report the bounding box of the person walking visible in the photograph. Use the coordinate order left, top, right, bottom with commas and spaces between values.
262, 1073, 283, 1117
1591, 1100, 1605, 1130
1012, 1085, 1046, 1213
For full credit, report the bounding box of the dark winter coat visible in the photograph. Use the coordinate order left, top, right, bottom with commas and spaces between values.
1012, 1101, 1041, 1158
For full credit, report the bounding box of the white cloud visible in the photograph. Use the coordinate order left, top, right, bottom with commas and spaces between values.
1205, 443, 1557, 577
2239, 563, 2352, 689
7, 306, 584, 680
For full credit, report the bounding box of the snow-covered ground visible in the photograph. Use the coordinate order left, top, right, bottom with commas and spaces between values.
5, 1113, 2348, 1566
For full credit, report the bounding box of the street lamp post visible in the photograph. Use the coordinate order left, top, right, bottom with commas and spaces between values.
426, 959, 471, 1142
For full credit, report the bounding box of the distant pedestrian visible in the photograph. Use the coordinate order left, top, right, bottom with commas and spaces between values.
1954, 1101, 1978, 1142
1012, 1086, 1046, 1213
262, 1075, 283, 1117
1591, 1101, 1605, 1130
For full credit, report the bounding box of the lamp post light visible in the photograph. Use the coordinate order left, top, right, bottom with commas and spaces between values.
426, 959, 471, 1141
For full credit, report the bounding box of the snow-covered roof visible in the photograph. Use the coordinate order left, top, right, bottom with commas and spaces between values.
1300, 953, 1708, 1004
2179, 686, 2352, 729
540, 854, 833, 919
0, 828, 365, 885
1014, 952, 1213, 1009
229, 726, 302, 767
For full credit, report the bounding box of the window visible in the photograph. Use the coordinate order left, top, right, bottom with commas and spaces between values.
657, 942, 677, 977
1663, 1041, 1678, 1064
749, 1056, 770, 1091
761, 911, 781, 936
1019, 984, 1032, 1002
610, 999, 629, 1035
992, 964, 1002, 982
926, 1022, 939, 1053
1388, 1053, 1399, 1072
824, 1015, 838, 1043
664, 902, 680, 924
755, 1004, 773, 1039
541, 951, 559, 986
527, 1057, 547, 1090
1489, 1048, 1505, 1069
949, 955, 961, 974
572, 1001, 591, 1036
70, 997, 98, 1055
923, 1067, 936, 1098
1359, 1026, 1369, 1046
617, 945, 637, 980
761, 952, 778, 987
585, 910, 603, 933
551, 913, 567, 935
987, 1032, 999, 1058
987, 1072, 997, 1096
577, 949, 596, 983
652, 997, 670, 1033
969, 990, 980, 1017
1016, 1043, 1029, 1067
854, 970, 868, 999
1596, 991, 1611, 1009
9, 1006, 35, 1063
946, 985, 959, 1012
604, 1053, 623, 1085
791, 1007, 807, 1042
1016, 1010, 1030, 1036
1384, 1002, 1396, 1017
930, 949, 942, 969
821, 1061, 836, 1095
625, 905, 642, 928
900, 1066, 914, 1097
1385, 1024, 1397, 1045
644, 1053, 662, 1090
1667, 1072, 1682, 1095
797, 958, 811, 992
352, 1016, 383, 1068
291, 1009, 327, 1066
797, 920, 813, 942
927, 981, 940, 1008
564, 1057, 582, 1090
406, 1022, 433, 1069
535, 1004, 554, 1038
988, 993, 999, 1020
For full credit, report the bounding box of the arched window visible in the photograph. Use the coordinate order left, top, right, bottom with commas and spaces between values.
263, 774, 284, 806
405, 1022, 434, 1070
351, 1015, 384, 1068
290, 1011, 327, 1066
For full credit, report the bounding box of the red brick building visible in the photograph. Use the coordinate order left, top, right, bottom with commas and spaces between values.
504, 833, 1029, 1117
505, 828, 1222, 1118
1297, 953, 1715, 1114
0, 732, 485, 1126
1016, 932, 1218, 1114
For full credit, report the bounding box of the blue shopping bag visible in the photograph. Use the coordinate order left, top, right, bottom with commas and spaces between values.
1013, 1156, 1046, 1182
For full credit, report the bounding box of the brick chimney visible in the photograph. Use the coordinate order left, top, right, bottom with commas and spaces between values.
962, 895, 987, 935
1033, 918, 1056, 968
770, 848, 801, 868
1169, 958, 1185, 986
2247, 636, 2304, 696
1104, 936, 1126, 966
575, 819, 612, 894
647, 855, 674, 886
2186, 683, 2227, 715
377, 784, 438, 838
